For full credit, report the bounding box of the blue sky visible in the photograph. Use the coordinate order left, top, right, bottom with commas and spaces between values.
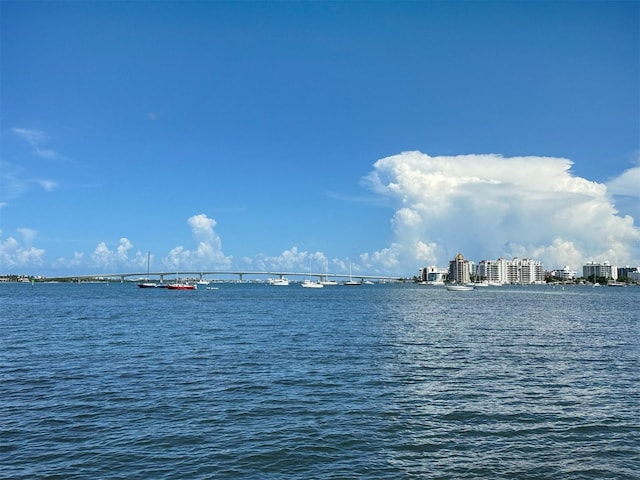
1, 1, 638, 277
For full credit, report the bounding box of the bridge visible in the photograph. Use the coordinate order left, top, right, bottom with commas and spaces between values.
60, 270, 406, 283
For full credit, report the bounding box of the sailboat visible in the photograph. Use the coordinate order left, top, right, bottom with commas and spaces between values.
344, 260, 361, 286
301, 260, 323, 288
138, 252, 162, 288
320, 259, 338, 285
167, 262, 197, 290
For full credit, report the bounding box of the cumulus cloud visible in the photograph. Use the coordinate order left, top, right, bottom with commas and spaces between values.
607, 164, 640, 198
162, 214, 233, 270
89, 238, 134, 270
0, 229, 45, 269
244, 246, 331, 273
361, 151, 640, 270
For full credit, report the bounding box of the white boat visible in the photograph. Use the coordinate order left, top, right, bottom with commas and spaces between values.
301, 279, 324, 288
268, 278, 290, 286
320, 260, 338, 285
467, 280, 489, 287
197, 279, 210, 285
344, 260, 361, 286
301, 260, 324, 288
138, 252, 163, 288
446, 284, 475, 291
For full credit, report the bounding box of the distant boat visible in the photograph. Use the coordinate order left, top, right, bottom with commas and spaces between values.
466, 280, 489, 287
301, 260, 324, 288
446, 284, 475, 291
344, 261, 361, 286
301, 279, 324, 288
167, 283, 197, 290
268, 278, 290, 286
138, 252, 162, 288
167, 262, 196, 290
321, 260, 338, 285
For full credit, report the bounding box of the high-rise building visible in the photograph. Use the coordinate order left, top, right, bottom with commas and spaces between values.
617, 266, 638, 279
478, 257, 544, 284
583, 261, 614, 280
448, 253, 471, 284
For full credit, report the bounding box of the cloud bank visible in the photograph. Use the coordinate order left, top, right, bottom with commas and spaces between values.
1, 152, 638, 275
361, 151, 639, 270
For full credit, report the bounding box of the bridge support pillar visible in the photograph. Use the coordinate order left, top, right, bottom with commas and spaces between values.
238, 273, 243, 283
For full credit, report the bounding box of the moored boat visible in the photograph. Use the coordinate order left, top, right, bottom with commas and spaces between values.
138, 252, 161, 288
446, 284, 475, 291
138, 281, 162, 288
301, 279, 324, 288
167, 283, 197, 290
344, 261, 361, 286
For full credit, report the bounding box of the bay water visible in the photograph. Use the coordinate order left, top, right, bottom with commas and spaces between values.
1, 282, 638, 479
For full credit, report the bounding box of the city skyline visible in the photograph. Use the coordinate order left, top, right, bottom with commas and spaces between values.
1, 1, 638, 277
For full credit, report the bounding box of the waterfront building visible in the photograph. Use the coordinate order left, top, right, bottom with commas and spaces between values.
549, 266, 577, 281
418, 266, 448, 283
449, 253, 471, 284
617, 266, 638, 280
478, 257, 545, 284
583, 261, 615, 281
478, 258, 508, 284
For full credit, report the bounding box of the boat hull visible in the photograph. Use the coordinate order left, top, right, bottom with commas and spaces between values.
138, 282, 167, 288
167, 284, 197, 290
446, 285, 475, 291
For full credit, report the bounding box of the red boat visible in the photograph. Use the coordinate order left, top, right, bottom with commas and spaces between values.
166, 283, 197, 290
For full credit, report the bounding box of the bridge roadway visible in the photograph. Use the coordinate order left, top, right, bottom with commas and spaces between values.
70, 270, 405, 283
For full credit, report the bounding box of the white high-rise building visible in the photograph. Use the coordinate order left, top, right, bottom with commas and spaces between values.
478, 257, 544, 284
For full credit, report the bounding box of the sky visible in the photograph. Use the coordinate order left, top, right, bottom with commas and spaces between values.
1, 1, 638, 278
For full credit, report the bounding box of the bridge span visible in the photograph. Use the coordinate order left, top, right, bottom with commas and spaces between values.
65, 270, 406, 283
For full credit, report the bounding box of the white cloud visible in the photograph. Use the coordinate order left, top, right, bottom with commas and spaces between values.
0, 232, 45, 269
245, 246, 332, 273
0, 160, 59, 206
0, 162, 28, 203
12, 128, 64, 160
607, 165, 640, 198
16, 228, 38, 246
161, 214, 233, 270
361, 151, 640, 271
35, 179, 58, 192
90, 238, 134, 270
